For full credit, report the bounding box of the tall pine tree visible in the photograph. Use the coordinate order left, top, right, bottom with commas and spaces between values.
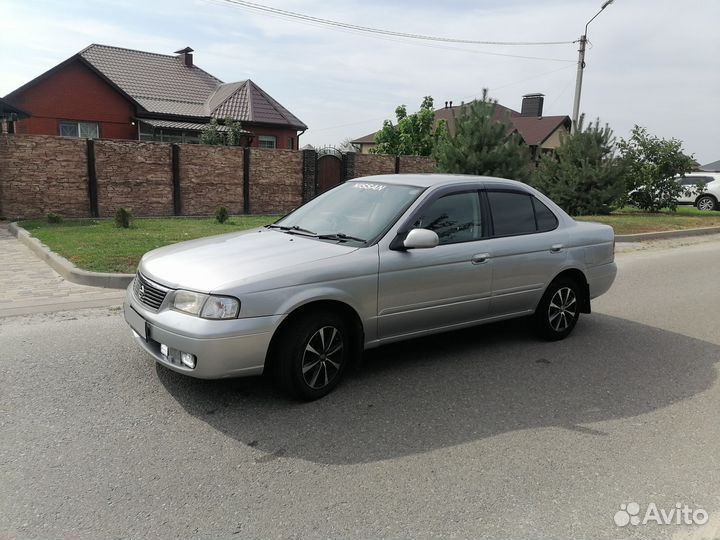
433, 90, 531, 181
531, 116, 625, 215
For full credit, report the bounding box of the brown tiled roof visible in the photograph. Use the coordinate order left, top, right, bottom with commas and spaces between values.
139, 118, 250, 133
352, 100, 568, 147
80, 44, 221, 107
209, 80, 306, 128
5, 44, 307, 130
351, 131, 377, 144
509, 115, 571, 146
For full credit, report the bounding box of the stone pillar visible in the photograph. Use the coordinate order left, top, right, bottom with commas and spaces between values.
302, 149, 317, 203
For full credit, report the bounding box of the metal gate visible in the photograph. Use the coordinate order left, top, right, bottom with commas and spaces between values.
316, 147, 344, 194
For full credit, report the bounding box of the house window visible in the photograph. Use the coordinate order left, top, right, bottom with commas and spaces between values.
288, 137, 294, 150
59, 121, 99, 139
258, 135, 277, 149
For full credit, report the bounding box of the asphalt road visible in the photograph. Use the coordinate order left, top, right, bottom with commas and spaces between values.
1, 241, 719, 539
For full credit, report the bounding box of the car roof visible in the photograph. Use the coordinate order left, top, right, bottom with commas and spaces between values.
683, 172, 720, 179
347, 173, 527, 189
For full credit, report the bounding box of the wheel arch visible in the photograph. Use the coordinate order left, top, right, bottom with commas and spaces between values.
695, 193, 717, 207
548, 268, 591, 314
264, 299, 365, 371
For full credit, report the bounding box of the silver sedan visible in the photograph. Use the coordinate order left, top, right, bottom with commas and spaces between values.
124, 174, 617, 399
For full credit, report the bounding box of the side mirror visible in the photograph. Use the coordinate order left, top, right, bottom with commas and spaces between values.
403, 228, 439, 249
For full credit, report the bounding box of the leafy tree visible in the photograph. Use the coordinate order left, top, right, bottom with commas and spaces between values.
433, 90, 531, 181
199, 118, 224, 145
370, 96, 445, 156
200, 117, 245, 146
531, 116, 625, 215
618, 126, 696, 212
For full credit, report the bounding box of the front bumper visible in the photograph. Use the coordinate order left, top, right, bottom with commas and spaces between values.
123, 283, 281, 379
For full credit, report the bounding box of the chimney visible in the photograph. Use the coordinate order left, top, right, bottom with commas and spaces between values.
449, 100, 453, 108
445, 101, 448, 108
521, 93, 544, 117
174, 47, 194, 67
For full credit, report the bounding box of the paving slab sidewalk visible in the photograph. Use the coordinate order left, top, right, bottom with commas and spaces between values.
0, 224, 125, 318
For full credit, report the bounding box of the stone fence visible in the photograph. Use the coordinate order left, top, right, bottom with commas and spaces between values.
0, 135, 436, 219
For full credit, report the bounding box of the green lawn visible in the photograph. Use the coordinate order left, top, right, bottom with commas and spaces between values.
575, 206, 720, 235
17, 206, 720, 274
19, 216, 278, 273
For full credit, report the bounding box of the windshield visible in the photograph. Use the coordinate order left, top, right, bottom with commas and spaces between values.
274, 181, 424, 243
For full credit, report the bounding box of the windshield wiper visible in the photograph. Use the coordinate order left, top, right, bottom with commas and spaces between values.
317, 233, 367, 243
266, 225, 365, 243
265, 224, 317, 235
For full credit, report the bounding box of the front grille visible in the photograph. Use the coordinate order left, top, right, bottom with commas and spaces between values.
134, 273, 169, 311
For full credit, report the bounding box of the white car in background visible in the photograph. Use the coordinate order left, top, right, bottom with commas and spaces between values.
675, 172, 720, 211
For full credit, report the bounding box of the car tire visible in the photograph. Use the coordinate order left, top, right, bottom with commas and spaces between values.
695, 195, 717, 212
272, 311, 351, 400
532, 278, 581, 341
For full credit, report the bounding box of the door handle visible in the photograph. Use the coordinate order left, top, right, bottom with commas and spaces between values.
550, 244, 564, 253
471, 253, 490, 264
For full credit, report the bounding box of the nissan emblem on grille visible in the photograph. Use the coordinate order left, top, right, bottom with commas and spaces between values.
135, 275, 168, 310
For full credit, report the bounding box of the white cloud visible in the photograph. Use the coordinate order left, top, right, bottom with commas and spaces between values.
2, 0, 718, 162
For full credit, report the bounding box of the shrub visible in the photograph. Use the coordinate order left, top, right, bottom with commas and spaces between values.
47, 212, 63, 224
618, 126, 696, 212
215, 206, 229, 224
114, 208, 132, 229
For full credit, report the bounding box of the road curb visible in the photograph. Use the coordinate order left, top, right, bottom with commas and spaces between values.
615, 226, 720, 242
8, 222, 134, 289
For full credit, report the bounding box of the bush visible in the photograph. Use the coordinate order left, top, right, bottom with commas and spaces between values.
114, 208, 132, 229
215, 206, 229, 224
531, 117, 625, 216
618, 126, 696, 212
47, 212, 63, 224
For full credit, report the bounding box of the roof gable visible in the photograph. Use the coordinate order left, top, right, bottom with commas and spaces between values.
5, 44, 306, 130
209, 80, 307, 129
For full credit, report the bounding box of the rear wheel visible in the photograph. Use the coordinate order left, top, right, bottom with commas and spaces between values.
532, 278, 581, 341
272, 311, 351, 400
695, 195, 717, 211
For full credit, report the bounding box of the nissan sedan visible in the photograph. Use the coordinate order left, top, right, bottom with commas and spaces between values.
124, 174, 617, 399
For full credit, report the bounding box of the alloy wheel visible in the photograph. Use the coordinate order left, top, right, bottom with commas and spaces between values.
301, 326, 344, 389
548, 287, 577, 332
697, 197, 715, 211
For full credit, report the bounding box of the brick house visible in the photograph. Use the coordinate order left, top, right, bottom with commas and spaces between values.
352, 94, 570, 160
4, 44, 307, 149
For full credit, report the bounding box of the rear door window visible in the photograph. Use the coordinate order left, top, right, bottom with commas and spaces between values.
487, 191, 559, 236
487, 191, 536, 236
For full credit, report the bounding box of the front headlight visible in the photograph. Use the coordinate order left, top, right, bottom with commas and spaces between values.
173, 290, 240, 319
200, 296, 240, 319
174, 290, 207, 315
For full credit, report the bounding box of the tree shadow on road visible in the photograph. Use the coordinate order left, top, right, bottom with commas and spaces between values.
156, 314, 718, 464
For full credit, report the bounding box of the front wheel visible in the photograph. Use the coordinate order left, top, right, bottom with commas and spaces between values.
695, 195, 717, 212
532, 278, 581, 341
272, 312, 351, 400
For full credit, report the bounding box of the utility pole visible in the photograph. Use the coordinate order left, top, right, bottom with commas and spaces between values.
571, 35, 587, 134
571, 0, 615, 134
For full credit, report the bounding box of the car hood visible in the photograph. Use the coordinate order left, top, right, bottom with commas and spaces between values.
139, 228, 358, 292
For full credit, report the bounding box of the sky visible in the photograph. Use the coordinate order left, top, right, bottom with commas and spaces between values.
1, 0, 718, 163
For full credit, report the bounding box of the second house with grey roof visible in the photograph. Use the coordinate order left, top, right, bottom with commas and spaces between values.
4, 44, 308, 149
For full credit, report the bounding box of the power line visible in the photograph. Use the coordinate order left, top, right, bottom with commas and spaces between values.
211, 0, 574, 47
